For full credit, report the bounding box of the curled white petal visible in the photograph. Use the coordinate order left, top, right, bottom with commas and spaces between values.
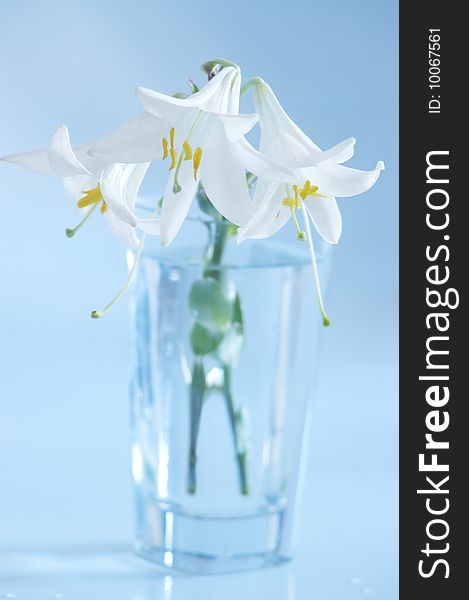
47, 126, 91, 177
100, 162, 159, 237
304, 196, 342, 244
302, 160, 385, 198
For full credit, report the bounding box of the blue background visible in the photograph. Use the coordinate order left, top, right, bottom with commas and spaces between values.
0, 0, 398, 598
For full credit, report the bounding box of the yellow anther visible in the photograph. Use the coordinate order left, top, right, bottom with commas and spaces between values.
77, 184, 103, 209
170, 127, 175, 149
100, 201, 108, 214
183, 140, 193, 160
162, 138, 169, 160
193, 147, 202, 180
169, 148, 177, 170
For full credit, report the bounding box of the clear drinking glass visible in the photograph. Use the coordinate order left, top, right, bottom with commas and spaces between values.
129, 217, 330, 573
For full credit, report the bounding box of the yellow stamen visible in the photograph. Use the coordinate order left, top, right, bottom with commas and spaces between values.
183, 140, 193, 160
162, 138, 169, 160
193, 147, 202, 180
169, 148, 177, 170
170, 127, 175, 149
77, 184, 103, 209
282, 196, 300, 209
100, 201, 108, 214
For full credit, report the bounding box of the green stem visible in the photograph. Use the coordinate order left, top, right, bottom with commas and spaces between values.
203, 219, 228, 281
187, 217, 249, 495
187, 360, 205, 494
223, 365, 249, 495
240, 76, 264, 96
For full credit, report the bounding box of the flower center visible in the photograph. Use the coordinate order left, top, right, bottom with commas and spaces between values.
65, 184, 107, 238
283, 181, 326, 241
162, 127, 203, 193
76, 184, 108, 213
282, 180, 324, 209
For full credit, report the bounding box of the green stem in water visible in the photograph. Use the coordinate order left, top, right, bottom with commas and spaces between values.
187, 216, 250, 495
65, 201, 100, 238
91, 234, 146, 319
187, 360, 206, 494
299, 200, 331, 327
203, 219, 228, 282
223, 365, 249, 495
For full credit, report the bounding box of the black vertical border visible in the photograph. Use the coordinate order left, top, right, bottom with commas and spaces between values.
400, 2, 466, 598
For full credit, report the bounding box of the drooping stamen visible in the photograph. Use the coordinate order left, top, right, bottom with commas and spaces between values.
183, 140, 193, 160
284, 185, 305, 240
193, 147, 202, 180
100, 201, 108, 214
91, 234, 146, 319
299, 199, 331, 327
77, 184, 103, 208
169, 127, 175, 149
65, 201, 100, 238
162, 138, 169, 160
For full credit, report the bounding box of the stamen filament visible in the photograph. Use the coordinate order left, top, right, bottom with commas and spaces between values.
289, 203, 306, 241
284, 184, 305, 240
172, 151, 185, 193
65, 201, 100, 238
91, 234, 146, 319
299, 199, 331, 327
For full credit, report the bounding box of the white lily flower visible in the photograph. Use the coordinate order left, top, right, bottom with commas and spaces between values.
237, 79, 384, 325
1, 121, 160, 247
1, 123, 163, 318
237, 78, 384, 245
90, 65, 295, 246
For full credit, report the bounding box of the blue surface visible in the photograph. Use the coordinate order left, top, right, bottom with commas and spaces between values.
0, 0, 398, 598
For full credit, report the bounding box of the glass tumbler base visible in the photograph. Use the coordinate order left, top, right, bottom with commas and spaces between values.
134, 501, 291, 574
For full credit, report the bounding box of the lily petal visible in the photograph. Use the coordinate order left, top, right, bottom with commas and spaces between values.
253, 79, 356, 168
233, 137, 297, 183
136, 66, 238, 123
237, 183, 289, 242
219, 113, 258, 142
63, 174, 98, 200
159, 160, 198, 246
100, 162, 159, 236
200, 119, 253, 226
302, 160, 385, 198
278, 132, 356, 167
88, 112, 168, 163
304, 196, 342, 244
1, 148, 53, 175
1, 125, 90, 177
47, 125, 91, 177
107, 210, 140, 248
